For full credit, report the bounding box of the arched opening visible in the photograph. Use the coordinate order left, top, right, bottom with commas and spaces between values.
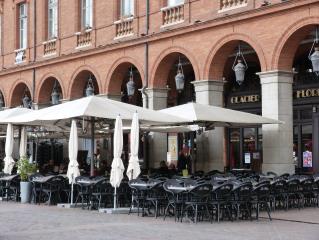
279, 25, 319, 174
38, 77, 63, 107
70, 70, 99, 99
11, 82, 32, 108
153, 52, 196, 172
0, 90, 5, 108
209, 40, 262, 171
108, 62, 144, 168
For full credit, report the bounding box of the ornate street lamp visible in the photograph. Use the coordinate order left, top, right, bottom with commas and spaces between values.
232, 43, 248, 85
51, 80, 60, 105
85, 74, 94, 97
175, 56, 185, 92
309, 27, 319, 76
126, 66, 135, 97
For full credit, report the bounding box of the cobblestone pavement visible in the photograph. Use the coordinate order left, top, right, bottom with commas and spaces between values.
0, 202, 318, 240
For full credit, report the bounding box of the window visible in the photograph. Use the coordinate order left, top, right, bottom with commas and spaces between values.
81, 0, 93, 29
120, 0, 134, 18
18, 3, 27, 49
48, 0, 58, 39
167, 0, 184, 7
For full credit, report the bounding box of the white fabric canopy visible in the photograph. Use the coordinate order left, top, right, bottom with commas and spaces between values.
159, 102, 283, 127
5, 96, 186, 126
3, 124, 15, 174
67, 120, 80, 184
0, 107, 34, 124
19, 126, 27, 158
126, 112, 141, 180
110, 115, 124, 188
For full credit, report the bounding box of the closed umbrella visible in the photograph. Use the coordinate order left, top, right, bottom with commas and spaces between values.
126, 112, 141, 180
67, 120, 80, 204
3, 124, 15, 174
19, 126, 27, 158
110, 115, 124, 209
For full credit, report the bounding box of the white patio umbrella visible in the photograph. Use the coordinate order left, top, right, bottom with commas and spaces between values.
110, 115, 124, 209
19, 126, 27, 158
67, 120, 80, 204
3, 124, 15, 174
126, 112, 141, 180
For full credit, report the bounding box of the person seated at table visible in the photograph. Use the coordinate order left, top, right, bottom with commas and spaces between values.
42, 159, 56, 175
58, 162, 67, 174
157, 160, 169, 176
168, 162, 177, 176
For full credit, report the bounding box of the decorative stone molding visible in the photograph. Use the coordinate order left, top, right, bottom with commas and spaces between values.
219, 0, 248, 13
43, 39, 57, 56
161, 4, 184, 27
114, 17, 134, 39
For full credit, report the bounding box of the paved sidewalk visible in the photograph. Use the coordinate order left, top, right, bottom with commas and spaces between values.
0, 202, 318, 240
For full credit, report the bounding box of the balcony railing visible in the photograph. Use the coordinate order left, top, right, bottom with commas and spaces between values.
14, 48, 26, 64
161, 4, 184, 27
115, 17, 134, 39
219, 0, 248, 12
43, 39, 57, 56
76, 30, 92, 48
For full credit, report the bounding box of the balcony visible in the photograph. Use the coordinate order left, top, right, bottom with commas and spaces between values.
219, 0, 248, 12
14, 48, 26, 64
114, 17, 134, 39
76, 30, 92, 48
43, 39, 57, 56
161, 4, 184, 27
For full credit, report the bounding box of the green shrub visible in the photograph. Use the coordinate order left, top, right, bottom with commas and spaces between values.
16, 156, 37, 181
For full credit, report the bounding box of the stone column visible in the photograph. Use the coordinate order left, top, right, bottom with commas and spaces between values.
192, 80, 225, 172
142, 88, 169, 169
257, 70, 294, 174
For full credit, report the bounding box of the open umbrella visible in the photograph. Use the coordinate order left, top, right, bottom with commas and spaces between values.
3, 124, 15, 174
19, 126, 27, 158
110, 115, 124, 208
126, 112, 141, 180
67, 120, 80, 204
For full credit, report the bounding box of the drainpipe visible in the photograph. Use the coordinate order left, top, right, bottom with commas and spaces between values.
32, 0, 37, 105
141, 0, 150, 170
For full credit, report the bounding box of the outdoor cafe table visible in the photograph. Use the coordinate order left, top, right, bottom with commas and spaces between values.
0, 175, 19, 200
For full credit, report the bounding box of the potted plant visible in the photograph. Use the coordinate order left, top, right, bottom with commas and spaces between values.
16, 156, 37, 203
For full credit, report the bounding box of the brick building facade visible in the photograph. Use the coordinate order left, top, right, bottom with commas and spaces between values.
0, 0, 319, 174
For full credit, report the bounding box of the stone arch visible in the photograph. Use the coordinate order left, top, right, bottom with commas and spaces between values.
204, 33, 266, 80
0, 86, 6, 107
105, 57, 145, 94
9, 80, 32, 107
36, 72, 65, 104
272, 17, 319, 70
68, 65, 101, 99
150, 46, 200, 88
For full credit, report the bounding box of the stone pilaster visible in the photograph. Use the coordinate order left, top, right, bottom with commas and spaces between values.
257, 70, 294, 174
192, 80, 225, 172
142, 88, 169, 169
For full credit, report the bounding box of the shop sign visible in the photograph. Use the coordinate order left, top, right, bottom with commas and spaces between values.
230, 95, 260, 104
295, 88, 319, 99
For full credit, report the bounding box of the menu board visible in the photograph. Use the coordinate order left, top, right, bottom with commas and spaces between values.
168, 134, 178, 162
303, 151, 312, 168
244, 153, 251, 164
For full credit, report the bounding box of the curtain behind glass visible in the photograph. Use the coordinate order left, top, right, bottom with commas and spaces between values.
121, 0, 134, 17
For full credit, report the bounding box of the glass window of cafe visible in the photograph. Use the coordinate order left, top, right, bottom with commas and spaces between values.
224, 61, 262, 171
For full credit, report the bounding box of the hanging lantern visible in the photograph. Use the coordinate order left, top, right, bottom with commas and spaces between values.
175, 56, 185, 92
126, 67, 135, 97
85, 75, 94, 97
309, 27, 319, 76
22, 94, 31, 108
51, 81, 60, 105
232, 43, 248, 85
0, 93, 4, 108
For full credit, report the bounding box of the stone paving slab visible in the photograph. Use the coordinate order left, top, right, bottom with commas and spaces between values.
0, 202, 318, 240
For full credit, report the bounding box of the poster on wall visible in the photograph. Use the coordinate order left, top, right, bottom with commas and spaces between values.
244, 152, 251, 164
168, 134, 178, 163
303, 151, 313, 168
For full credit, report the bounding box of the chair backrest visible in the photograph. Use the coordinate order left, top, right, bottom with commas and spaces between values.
271, 179, 286, 194
189, 183, 212, 200
212, 183, 233, 201
301, 178, 314, 192
287, 179, 300, 192
252, 182, 271, 199
232, 182, 252, 201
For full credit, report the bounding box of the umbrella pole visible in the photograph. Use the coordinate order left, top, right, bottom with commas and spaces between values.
90, 117, 95, 177
70, 173, 74, 205
113, 187, 117, 209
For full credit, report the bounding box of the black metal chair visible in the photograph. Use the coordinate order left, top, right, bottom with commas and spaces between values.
251, 182, 272, 221
270, 179, 287, 211
182, 183, 212, 223
74, 176, 92, 209
90, 178, 113, 209
286, 179, 303, 210
210, 183, 233, 222
146, 180, 166, 218
230, 182, 253, 220
128, 178, 148, 216
41, 175, 65, 205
